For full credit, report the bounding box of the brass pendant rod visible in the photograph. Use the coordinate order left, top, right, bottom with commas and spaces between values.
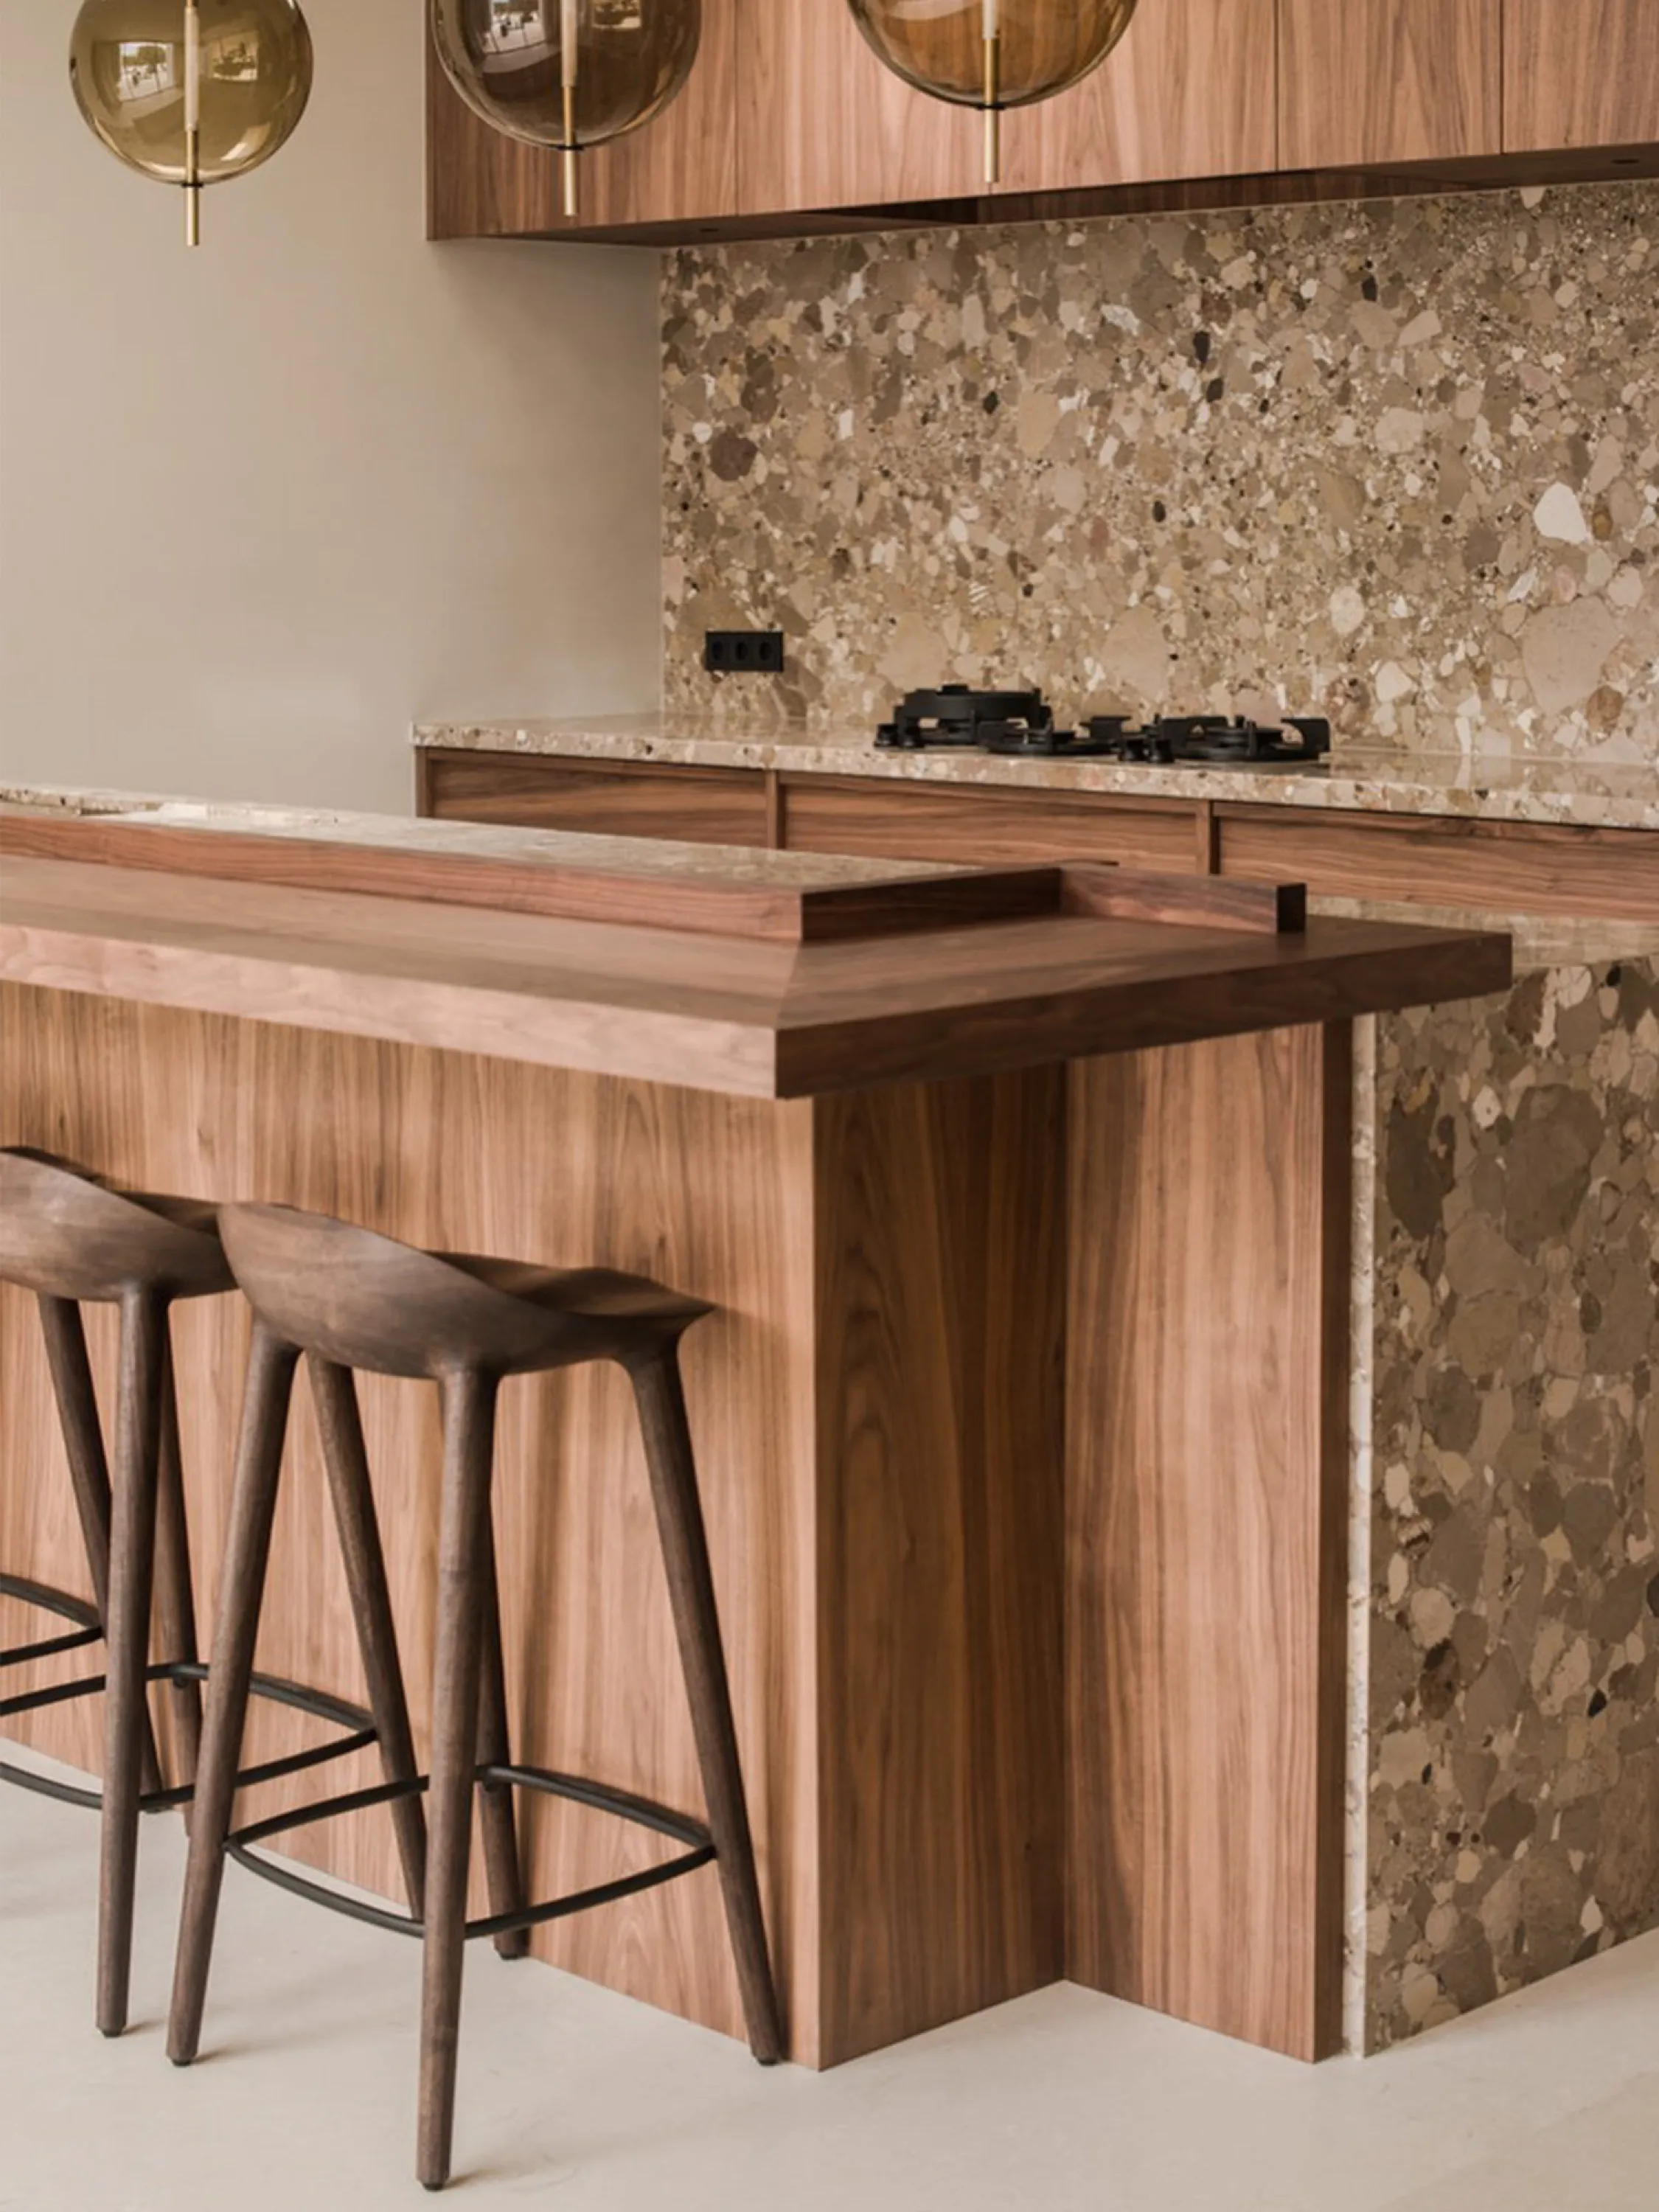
562, 81, 579, 220
183, 0, 202, 246
560, 0, 580, 220
982, 31, 1001, 189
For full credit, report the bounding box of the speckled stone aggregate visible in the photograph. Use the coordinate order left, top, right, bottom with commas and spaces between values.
662, 181, 1659, 766
1365, 957, 1659, 2048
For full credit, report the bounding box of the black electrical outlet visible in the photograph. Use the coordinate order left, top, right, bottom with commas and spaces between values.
704, 629, 785, 675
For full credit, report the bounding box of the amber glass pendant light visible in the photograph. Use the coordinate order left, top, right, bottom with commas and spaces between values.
848, 0, 1138, 183
432, 1, 701, 221
70, 1, 313, 247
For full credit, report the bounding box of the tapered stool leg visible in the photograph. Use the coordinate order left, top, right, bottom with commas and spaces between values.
36, 1292, 165, 1804
153, 1328, 204, 1792
97, 1287, 170, 2037
168, 1324, 299, 2065
630, 1349, 783, 2065
308, 1354, 428, 1916
418, 1366, 498, 2192
475, 1512, 529, 1961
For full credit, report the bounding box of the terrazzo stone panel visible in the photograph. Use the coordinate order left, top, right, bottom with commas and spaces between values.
661, 181, 1659, 768
1364, 953, 1659, 2048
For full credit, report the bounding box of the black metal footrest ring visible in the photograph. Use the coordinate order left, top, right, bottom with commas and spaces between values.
0, 1572, 102, 1672
224, 1762, 716, 1942
0, 1655, 378, 1815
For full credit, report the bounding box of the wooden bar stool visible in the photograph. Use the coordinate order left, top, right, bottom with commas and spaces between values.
168, 1201, 783, 2193
0, 1147, 225, 2036
0, 1149, 385, 2039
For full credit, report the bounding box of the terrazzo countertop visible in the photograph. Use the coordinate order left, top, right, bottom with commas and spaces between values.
413, 717, 1659, 833
0, 785, 953, 891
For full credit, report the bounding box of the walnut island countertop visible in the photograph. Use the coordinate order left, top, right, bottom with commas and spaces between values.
0, 789, 1515, 1099
411, 714, 1659, 835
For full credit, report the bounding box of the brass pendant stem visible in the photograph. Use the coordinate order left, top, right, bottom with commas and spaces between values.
183, 0, 202, 246
561, 80, 579, 220
982, 33, 1001, 188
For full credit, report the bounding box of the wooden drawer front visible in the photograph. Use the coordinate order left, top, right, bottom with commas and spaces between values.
1220, 807, 1659, 922
420, 750, 770, 847
782, 777, 1200, 870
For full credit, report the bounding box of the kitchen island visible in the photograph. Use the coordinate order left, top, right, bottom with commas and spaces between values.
0, 792, 1515, 2070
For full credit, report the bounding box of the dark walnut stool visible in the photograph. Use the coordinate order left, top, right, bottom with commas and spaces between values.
0, 1149, 385, 2039
168, 1201, 783, 2193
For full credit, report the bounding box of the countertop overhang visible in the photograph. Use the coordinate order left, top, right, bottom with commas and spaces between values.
0, 796, 1514, 1099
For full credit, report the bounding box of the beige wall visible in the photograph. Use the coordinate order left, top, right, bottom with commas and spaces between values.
0, 0, 661, 812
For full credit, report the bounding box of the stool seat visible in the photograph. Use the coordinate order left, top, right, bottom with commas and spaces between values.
0, 1150, 232, 1304
218, 1203, 710, 1381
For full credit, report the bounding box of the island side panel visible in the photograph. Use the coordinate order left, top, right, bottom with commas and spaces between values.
1066, 1023, 1352, 2061
1364, 956, 1659, 2050
0, 984, 822, 2059
812, 1067, 1070, 2065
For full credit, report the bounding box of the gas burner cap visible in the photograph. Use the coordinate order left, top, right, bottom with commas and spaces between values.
876, 686, 1054, 750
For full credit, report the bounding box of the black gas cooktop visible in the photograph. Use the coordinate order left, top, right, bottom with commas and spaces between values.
874, 686, 1332, 768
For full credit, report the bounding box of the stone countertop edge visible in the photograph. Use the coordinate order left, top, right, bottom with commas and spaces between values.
411, 717, 1659, 835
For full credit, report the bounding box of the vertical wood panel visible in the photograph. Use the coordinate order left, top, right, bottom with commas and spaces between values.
738, 0, 984, 215
1001, 0, 1277, 195
1065, 1023, 1351, 2059
1503, 1, 1659, 151
0, 985, 820, 2055
1279, 1, 1502, 168
813, 1066, 1068, 2064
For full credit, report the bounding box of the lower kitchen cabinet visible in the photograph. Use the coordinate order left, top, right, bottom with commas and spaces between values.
417, 749, 1659, 922
416, 748, 771, 846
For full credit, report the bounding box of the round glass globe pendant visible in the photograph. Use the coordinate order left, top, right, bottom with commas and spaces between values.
431, 1, 702, 221
70, 1, 313, 246
847, 0, 1139, 183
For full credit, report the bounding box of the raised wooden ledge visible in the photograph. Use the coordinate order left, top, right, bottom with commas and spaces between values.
0, 807, 1062, 947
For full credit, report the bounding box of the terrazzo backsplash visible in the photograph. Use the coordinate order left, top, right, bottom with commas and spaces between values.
662, 181, 1659, 765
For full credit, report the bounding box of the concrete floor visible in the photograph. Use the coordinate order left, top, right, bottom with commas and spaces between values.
2, 1757, 1656, 2211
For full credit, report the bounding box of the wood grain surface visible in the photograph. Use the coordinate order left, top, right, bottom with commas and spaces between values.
0, 810, 1062, 949
813, 1070, 1068, 2061
781, 773, 1203, 873
1279, 0, 1502, 169
0, 854, 1512, 1101
0, 984, 818, 2051
999, 0, 1276, 195
1503, 0, 1659, 151
1217, 804, 1659, 922
1062, 866, 1306, 934
1065, 1023, 1352, 2059
420, 751, 771, 848
422, 748, 1658, 931
0, 987, 1073, 2067
740, 0, 984, 215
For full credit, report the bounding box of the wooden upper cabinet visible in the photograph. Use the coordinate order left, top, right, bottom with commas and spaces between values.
426, 3, 740, 237
998, 0, 1277, 195
1278, 1, 1501, 168
737, 0, 984, 213
1504, 1, 1659, 150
